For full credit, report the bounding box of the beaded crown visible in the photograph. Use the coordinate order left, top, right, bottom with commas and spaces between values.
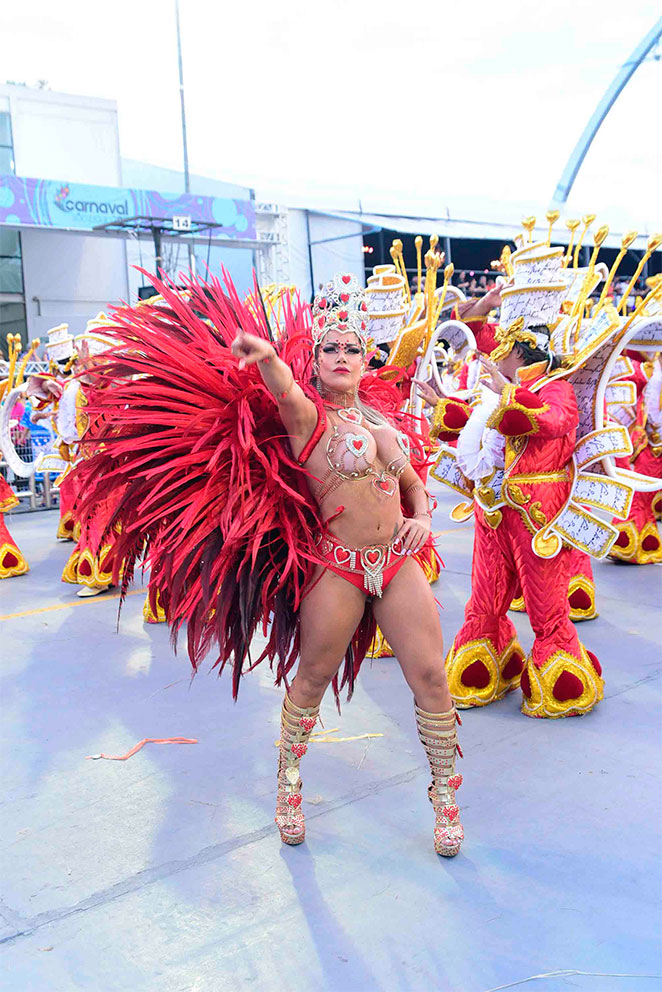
311, 273, 370, 351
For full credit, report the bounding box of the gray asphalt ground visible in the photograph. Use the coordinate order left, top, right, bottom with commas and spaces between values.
1, 487, 661, 992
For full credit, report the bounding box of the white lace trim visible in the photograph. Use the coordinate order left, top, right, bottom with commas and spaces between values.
56, 380, 81, 444
456, 386, 505, 482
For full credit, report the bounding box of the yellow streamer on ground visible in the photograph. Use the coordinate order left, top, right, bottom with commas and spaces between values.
275, 731, 384, 747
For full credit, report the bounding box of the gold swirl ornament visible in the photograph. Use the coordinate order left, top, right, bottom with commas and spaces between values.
532, 527, 562, 558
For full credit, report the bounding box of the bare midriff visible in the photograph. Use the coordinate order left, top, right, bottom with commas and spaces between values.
299, 406, 410, 548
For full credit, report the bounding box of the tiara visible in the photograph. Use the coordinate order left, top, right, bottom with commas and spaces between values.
311, 273, 369, 350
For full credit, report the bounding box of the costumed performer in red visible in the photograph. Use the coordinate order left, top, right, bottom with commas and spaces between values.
443, 255, 604, 719
418, 282, 599, 622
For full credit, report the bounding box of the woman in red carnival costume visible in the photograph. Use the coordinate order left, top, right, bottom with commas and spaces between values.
74, 271, 465, 857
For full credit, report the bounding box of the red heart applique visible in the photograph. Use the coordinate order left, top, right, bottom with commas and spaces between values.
375, 477, 396, 495
299, 717, 316, 732
334, 546, 352, 566
340, 409, 362, 423
287, 793, 302, 808
342, 274, 351, 284
318, 298, 327, 309
441, 805, 459, 822
448, 775, 463, 790
345, 433, 368, 457
318, 316, 325, 328
338, 310, 348, 320
363, 548, 384, 568
292, 743, 307, 758
340, 293, 350, 303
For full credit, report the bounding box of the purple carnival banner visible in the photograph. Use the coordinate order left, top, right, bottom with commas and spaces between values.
0, 174, 255, 240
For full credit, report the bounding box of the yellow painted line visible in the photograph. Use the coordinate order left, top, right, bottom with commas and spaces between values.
0, 587, 147, 622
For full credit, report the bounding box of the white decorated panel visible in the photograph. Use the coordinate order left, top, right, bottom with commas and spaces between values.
430, 445, 473, 497
553, 503, 619, 558
610, 356, 634, 381
574, 425, 632, 469
627, 316, 662, 351
572, 471, 633, 518
500, 285, 567, 330
604, 382, 636, 407
368, 312, 407, 345
513, 253, 564, 286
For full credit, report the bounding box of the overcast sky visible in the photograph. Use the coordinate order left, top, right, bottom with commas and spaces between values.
3, 0, 661, 224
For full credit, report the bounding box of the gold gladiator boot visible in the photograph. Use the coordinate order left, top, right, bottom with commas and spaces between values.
415, 704, 464, 857
275, 695, 320, 846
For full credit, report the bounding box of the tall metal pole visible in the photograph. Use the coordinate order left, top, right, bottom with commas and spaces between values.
175, 0, 195, 272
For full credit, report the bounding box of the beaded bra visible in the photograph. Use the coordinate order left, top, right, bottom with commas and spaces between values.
314, 406, 410, 505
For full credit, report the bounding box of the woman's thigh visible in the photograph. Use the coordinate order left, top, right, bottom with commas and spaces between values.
298, 566, 368, 680
372, 557, 445, 680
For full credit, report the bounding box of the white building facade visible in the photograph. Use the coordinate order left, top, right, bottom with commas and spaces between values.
0, 84, 319, 355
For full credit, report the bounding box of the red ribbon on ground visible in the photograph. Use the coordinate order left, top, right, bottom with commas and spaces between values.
86, 737, 198, 761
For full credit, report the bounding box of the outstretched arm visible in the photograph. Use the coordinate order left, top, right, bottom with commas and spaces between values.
231, 330, 319, 454
455, 283, 505, 321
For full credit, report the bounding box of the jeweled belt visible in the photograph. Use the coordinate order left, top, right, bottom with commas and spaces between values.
314, 532, 405, 597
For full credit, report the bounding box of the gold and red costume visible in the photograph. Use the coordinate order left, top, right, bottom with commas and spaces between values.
430, 397, 472, 446
511, 547, 598, 622
0, 476, 29, 579
56, 472, 78, 541
445, 362, 604, 719
27, 371, 81, 543
60, 383, 123, 590
609, 358, 662, 564
431, 312, 601, 624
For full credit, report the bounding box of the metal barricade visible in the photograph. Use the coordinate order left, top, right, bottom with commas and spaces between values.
1, 370, 60, 512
